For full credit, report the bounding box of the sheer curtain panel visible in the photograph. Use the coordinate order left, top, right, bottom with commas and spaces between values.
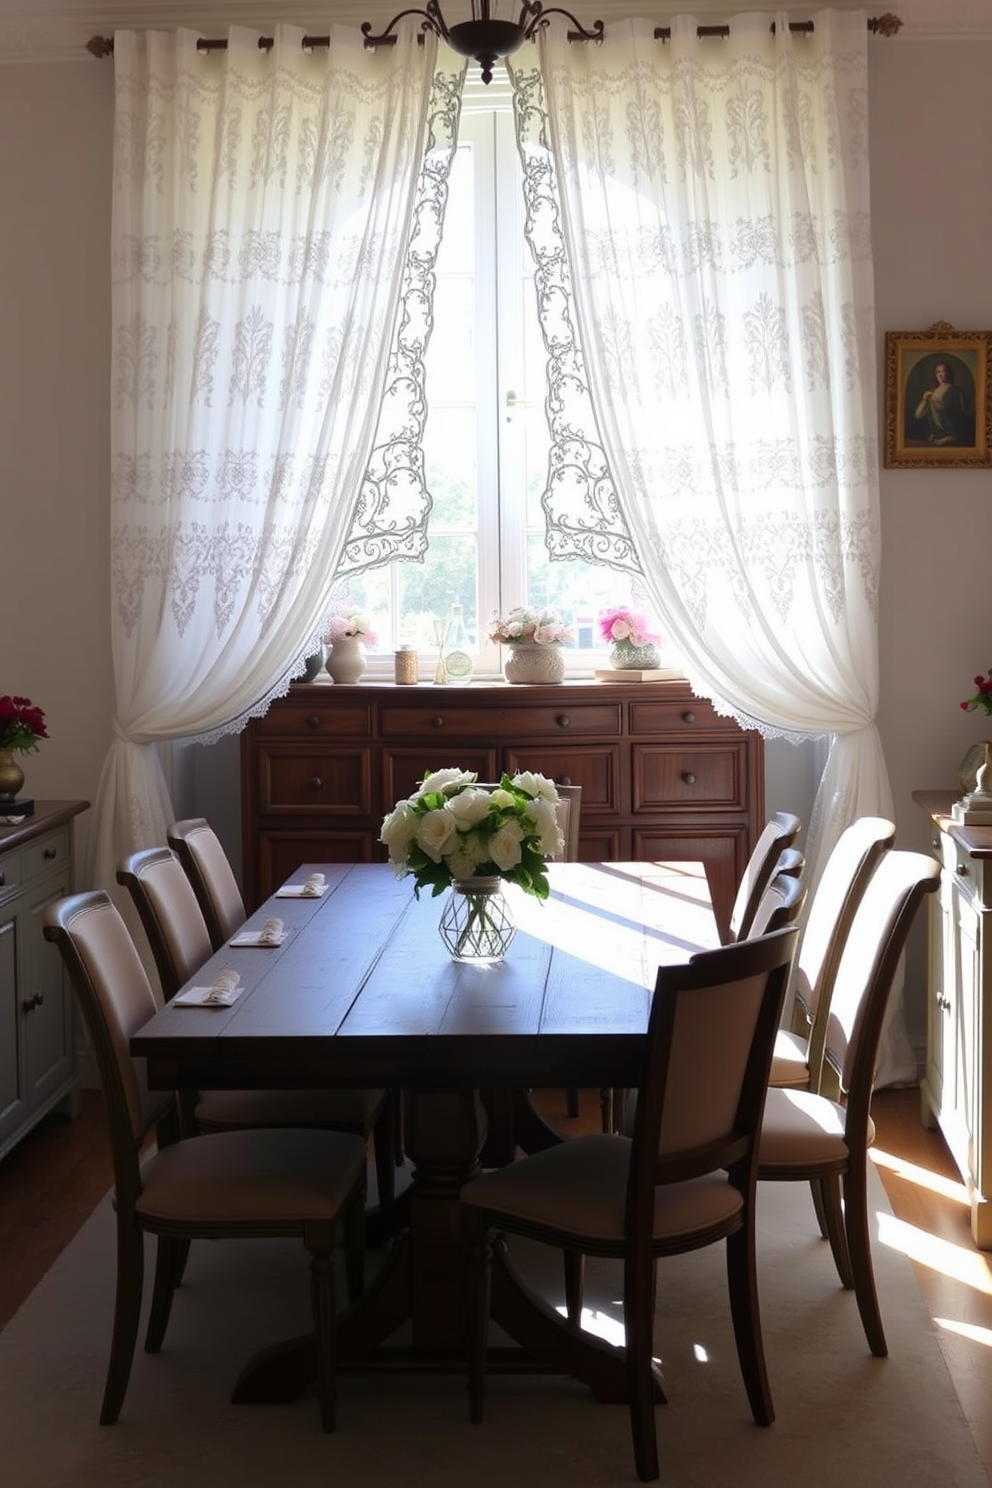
89, 23, 440, 898
529, 11, 907, 1079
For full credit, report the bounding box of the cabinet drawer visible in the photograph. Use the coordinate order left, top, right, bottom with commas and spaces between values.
502, 746, 618, 813
630, 699, 732, 735
632, 744, 749, 812
379, 703, 621, 740
22, 828, 70, 883
944, 833, 992, 911
253, 702, 372, 739
383, 748, 498, 806
256, 747, 372, 815
0, 847, 22, 902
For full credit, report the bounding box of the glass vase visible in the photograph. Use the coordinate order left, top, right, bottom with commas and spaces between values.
439, 877, 516, 963
609, 640, 661, 670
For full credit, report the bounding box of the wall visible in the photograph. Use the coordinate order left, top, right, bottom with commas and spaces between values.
4, 17, 990, 1066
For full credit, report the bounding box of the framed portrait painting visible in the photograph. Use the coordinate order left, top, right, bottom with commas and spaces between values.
884, 321, 992, 468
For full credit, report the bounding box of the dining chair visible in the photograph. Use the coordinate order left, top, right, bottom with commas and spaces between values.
116, 846, 398, 1211
727, 810, 802, 943
745, 868, 806, 939
165, 817, 247, 949
461, 926, 800, 1484
42, 890, 367, 1431
757, 848, 940, 1357
770, 815, 896, 1096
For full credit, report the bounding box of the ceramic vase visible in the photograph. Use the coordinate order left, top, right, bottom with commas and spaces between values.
438, 877, 516, 963
957, 741, 992, 794
325, 635, 366, 685
609, 640, 661, 670
503, 643, 565, 685
0, 750, 25, 801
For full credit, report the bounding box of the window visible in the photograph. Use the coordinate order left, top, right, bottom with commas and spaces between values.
336, 76, 649, 678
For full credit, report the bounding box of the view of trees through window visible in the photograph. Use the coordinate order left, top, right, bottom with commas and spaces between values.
333, 80, 649, 677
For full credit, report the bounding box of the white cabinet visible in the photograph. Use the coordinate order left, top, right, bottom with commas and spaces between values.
916, 791, 992, 1247
0, 800, 88, 1162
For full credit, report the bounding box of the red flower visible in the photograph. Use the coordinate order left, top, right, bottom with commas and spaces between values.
961, 669, 992, 718
0, 695, 48, 753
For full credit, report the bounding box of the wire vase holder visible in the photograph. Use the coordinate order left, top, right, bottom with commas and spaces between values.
438, 877, 516, 963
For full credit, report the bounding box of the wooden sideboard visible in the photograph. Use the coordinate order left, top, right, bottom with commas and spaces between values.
0, 799, 88, 1163
241, 679, 765, 941
915, 789, 992, 1247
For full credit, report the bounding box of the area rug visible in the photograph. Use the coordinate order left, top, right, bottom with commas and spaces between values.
0, 1164, 985, 1488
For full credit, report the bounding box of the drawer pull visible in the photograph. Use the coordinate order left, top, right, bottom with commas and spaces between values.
44, 846, 57, 860
557, 774, 572, 786
938, 994, 952, 1012
308, 776, 323, 791
681, 772, 697, 785
306, 715, 321, 729
557, 715, 570, 728
956, 862, 970, 877
682, 710, 696, 724
432, 716, 445, 728
932, 835, 941, 851
22, 992, 43, 1013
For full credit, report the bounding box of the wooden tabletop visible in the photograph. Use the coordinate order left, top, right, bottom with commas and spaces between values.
131, 860, 720, 1094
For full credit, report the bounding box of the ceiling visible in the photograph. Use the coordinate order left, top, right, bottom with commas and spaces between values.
0, 0, 987, 62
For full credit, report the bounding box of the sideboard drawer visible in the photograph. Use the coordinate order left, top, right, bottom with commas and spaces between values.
256, 747, 372, 816
253, 702, 372, 739
632, 743, 749, 812
503, 746, 618, 813
379, 703, 621, 740
630, 699, 731, 735
22, 827, 70, 883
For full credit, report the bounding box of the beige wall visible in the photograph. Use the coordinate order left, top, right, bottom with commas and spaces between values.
4, 29, 990, 1057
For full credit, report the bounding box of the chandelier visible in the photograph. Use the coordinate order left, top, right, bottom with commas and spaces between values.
362, 1, 604, 85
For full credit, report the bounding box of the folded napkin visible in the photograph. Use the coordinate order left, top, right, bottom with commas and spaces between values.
173, 967, 243, 1008
229, 916, 286, 948
276, 872, 327, 899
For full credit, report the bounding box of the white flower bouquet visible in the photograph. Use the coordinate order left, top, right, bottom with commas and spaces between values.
380, 768, 563, 900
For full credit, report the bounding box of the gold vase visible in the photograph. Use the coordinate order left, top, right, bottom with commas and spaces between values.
0, 749, 25, 801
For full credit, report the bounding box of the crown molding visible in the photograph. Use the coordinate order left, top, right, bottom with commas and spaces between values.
1, 1, 989, 64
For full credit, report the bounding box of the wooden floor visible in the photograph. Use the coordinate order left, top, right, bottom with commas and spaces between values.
1, 1085, 991, 1481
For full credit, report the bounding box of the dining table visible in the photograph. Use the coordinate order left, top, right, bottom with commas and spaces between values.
130, 859, 720, 1405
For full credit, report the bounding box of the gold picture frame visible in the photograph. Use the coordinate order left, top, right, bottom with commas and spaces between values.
884, 321, 992, 468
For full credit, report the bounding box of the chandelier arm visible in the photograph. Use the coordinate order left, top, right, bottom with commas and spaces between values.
362, 7, 448, 50
522, 9, 605, 45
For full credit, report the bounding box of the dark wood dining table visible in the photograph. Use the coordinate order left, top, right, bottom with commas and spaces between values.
131, 859, 719, 1404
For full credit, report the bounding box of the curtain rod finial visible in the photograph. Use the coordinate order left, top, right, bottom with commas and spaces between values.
87, 34, 114, 58
869, 14, 903, 38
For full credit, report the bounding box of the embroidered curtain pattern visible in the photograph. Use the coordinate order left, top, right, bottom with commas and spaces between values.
90, 23, 441, 895
529, 12, 906, 1079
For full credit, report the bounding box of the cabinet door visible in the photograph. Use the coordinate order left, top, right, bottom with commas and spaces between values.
0, 909, 26, 1146
255, 829, 376, 906
383, 748, 497, 807
21, 873, 75, 1105
501, 746, 618, 814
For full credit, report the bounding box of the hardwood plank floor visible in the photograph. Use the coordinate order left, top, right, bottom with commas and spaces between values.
1, 1085, 990, 1483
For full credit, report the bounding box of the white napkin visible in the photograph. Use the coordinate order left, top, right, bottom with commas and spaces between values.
229, 916, 286, 947
276, 872, 327, 899
174, 967, 243, 1007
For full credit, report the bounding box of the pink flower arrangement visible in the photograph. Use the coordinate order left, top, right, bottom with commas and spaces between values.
324, 604, 377, 648
598, 606, 659, 648
0, 695, 48, 754
487, 605, 573, 647
961, 668, 992, 717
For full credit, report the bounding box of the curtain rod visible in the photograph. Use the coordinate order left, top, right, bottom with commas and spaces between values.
85, 13, 903, 58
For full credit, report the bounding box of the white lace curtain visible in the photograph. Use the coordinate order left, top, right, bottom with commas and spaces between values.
528, 11, 908, 1079
89, 23, 448, 898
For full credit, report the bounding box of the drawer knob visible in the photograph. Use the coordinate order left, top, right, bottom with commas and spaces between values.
308, 776, 323, 791
956, 862, 970, 877
22, 992, 43, 1013
557, 774, 572, 787
432, 716, 445, 728
681, 771, 697, 785
557, 715, 570, 728
682, 710, 696, 724
44, 846, 57, 860
306, 714, 321, 729
932, 835, 941, 851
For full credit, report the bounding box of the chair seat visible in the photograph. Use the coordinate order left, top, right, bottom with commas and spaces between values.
758, 1087, 875, 1171
193, 1086, 386, 1132
136, 1127, 368, 1226
768, 1028, 811, 1088
460, 1133, 743, 1246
